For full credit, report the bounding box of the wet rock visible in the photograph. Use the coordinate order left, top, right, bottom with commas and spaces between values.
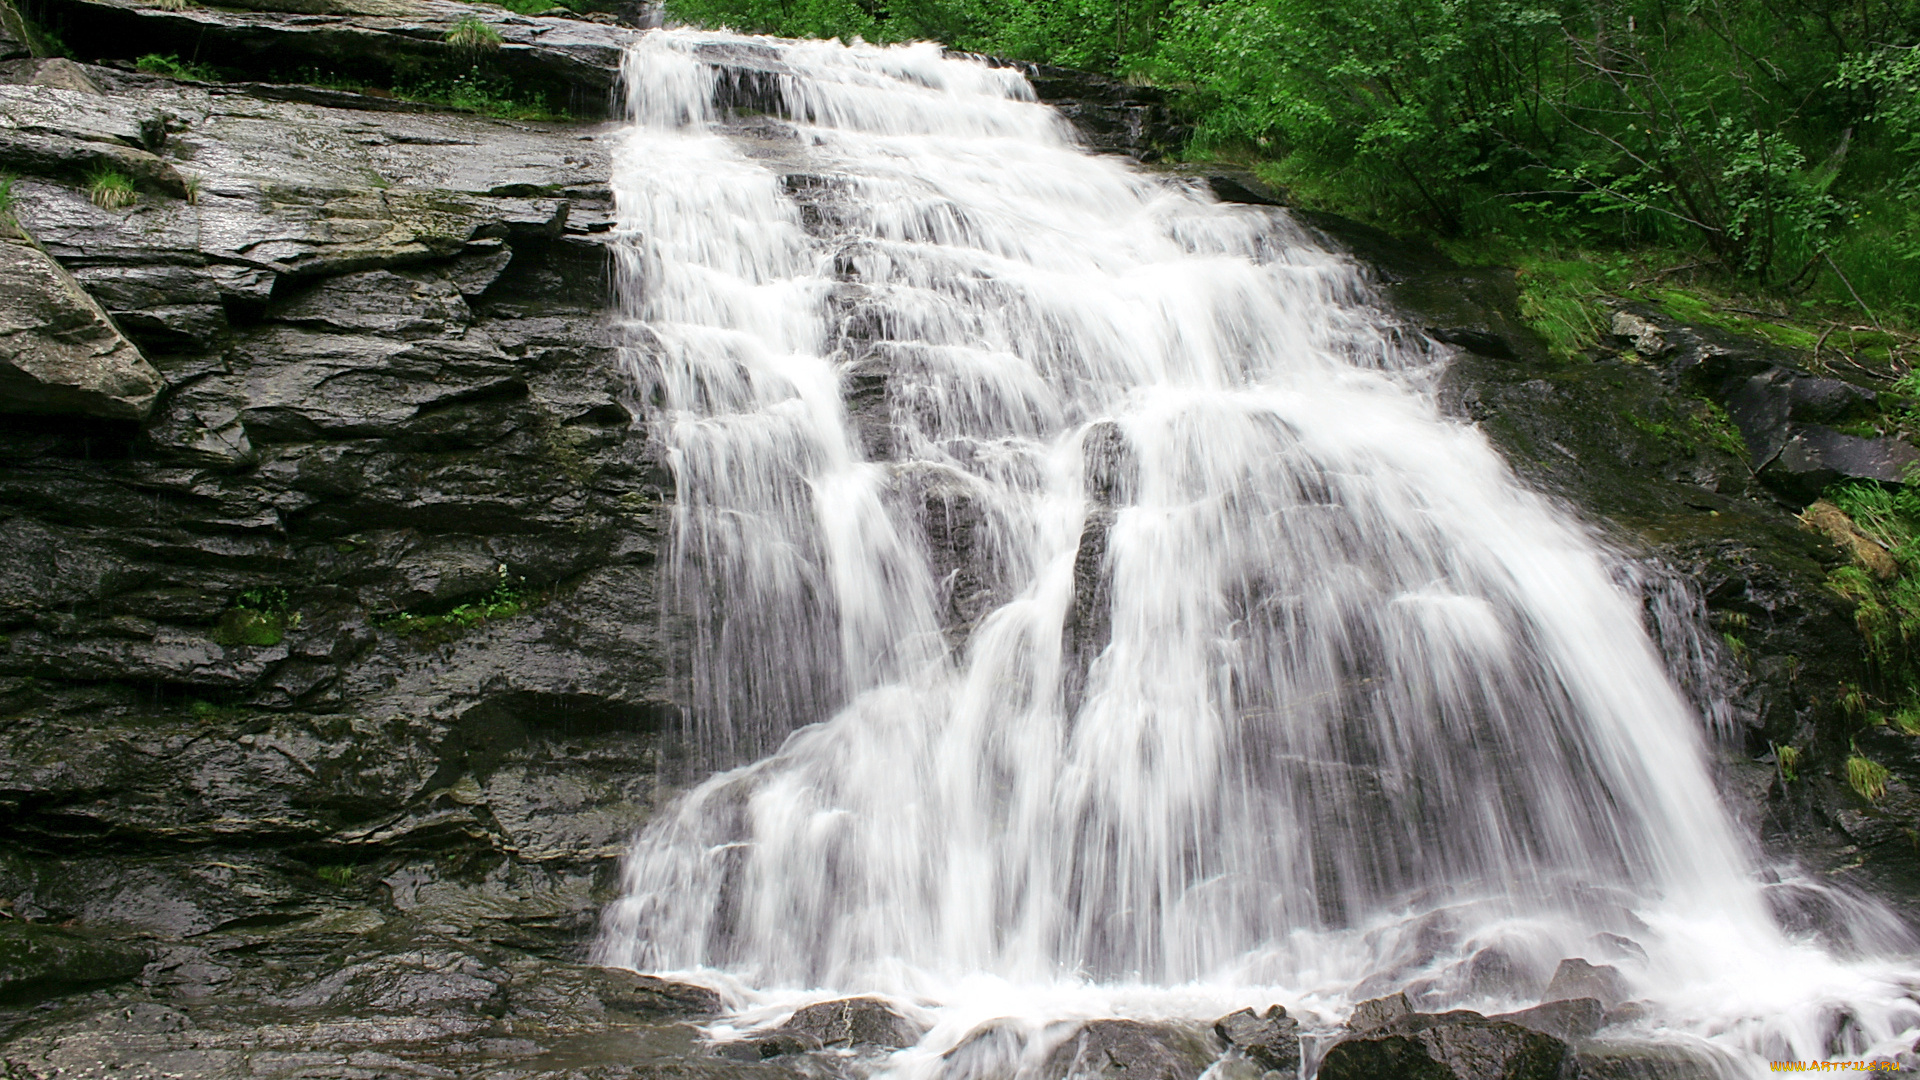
1610, 309, 1672, 358
1040, 1019, 1219, 1080
1004, 61, 1189, 160
1491, 997, 1606, 1041
1348, 991, 1414, 1032
1213, 1004, 1300, 1071
0, 57, 102, 93
39, 0, 636, 116
1571, 1040, 1730, 1079
0, 922, 149, 1002
945, 1020, 1028, 1080
1319, 1010, 1570, 1080
1542, 959, 1630, 1009
1764, 425, 1920, 499
0, 0, 33, 60
774, 995, 926, 1050
0, 226, 162, 420
1462, 944, 1550, 1001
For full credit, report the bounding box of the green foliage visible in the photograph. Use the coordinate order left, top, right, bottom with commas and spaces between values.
135, 53, 221, 81
0, 175, 14, 219
446, 15, 504, 50
211, 587, 299, 648
314, 864, 356, 885
669, 0, 1920, 318
187, 699, 246, 723
1775, 742, 1803, 784
393, 66, 559, 120
1848, 751, 1892, 800
377, 565, 533, 642
87, 167, 137, 210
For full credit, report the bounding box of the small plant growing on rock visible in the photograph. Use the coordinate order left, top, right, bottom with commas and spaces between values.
1774, 743, 1803, 785
87, 166, 137, 210
445, 15, 503, 51
376, 564, 533, 643
211, 586, 300, 648
315, 865, 355, 886
1848, 751, 1892, 801
134, 53, 219, 81
0, 175, 14, 221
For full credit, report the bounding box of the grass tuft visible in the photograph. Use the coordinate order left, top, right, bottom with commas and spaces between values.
445, 15, 503, 51
87, 167, 137, 210
1847, 752, 1892, 801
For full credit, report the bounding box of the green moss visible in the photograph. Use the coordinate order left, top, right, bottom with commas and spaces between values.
392, 66, 560, 121
212, 608, 286, 647
0, 175, 14, 220
187, 699, 246, 723
375, 566, 535, 643
314, 864, 355, 886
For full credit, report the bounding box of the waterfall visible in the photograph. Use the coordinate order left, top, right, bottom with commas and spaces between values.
595, 29, 1920, 1074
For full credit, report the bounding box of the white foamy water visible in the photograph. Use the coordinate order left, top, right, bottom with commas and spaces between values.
595, 29, 1920, 1076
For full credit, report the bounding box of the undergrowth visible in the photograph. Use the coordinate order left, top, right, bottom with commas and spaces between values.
375, 566, 536, 643
1815, 479, 1920, 800
136, 53, 224, 82
211, 586, 300, 648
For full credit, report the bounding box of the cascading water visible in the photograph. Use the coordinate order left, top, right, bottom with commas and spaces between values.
595, 29, 1920, 1075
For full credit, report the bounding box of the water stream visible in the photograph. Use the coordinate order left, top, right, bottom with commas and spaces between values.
594, 29, 1920, 1076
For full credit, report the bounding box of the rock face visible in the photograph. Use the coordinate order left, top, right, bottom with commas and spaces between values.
0, 223, 162, 419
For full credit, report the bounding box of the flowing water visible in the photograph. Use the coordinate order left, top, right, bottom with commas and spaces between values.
594, 29, 1920, 1076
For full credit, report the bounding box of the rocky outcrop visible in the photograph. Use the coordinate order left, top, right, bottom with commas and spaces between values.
0, 221, 163, 419
35, 0, 638, 115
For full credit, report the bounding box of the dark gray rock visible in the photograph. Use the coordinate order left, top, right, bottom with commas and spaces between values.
1318, 1010, 1571, 1080
773, 995, 925, 1049
0, 922, 149, 1002
0, 0, 34, 61
1040, 1019, 1219, 1080
39, 0, 636, 116
1348, 991, 1414, 1032
0, 225, 162, 419
1213, 1004, 1300, 1072
1571, 1040, 1729, 1079
1491, 997, 1606, 1041
944, 1020, 1028, 1080
1462, 944, 1550, 1001
1542, 959, 1631, 1009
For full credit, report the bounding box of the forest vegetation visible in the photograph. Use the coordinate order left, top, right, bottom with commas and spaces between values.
661, 0, 1920, 341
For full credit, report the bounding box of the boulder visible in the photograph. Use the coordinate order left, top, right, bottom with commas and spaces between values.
0, 57, 101, 93
1213, 1005, 1300, 1072
1610, 309, 1672, 358
1542, 959, 1631, 1009
0, 227, 161, 420
1040, 1019, 1219, 1080
1491, 997, 1606, 1041
0, 922, 150, 1002
773, 996, 925, 1050
1348, 991, 1415, 1032
0, 0, 34, 60
1318, 1010, 1571, 1080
